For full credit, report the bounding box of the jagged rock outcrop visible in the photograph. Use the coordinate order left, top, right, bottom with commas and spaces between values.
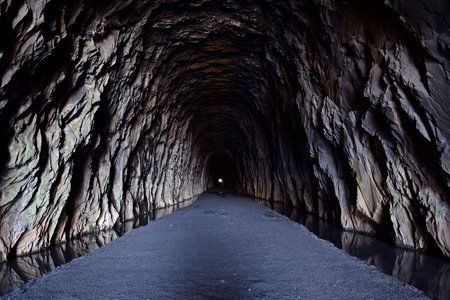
0, 0, 449, 261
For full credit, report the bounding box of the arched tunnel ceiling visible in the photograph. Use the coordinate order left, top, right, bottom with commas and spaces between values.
0, 0, 449, 261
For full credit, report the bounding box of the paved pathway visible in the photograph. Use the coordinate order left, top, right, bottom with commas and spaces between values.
5, 190, 427, 299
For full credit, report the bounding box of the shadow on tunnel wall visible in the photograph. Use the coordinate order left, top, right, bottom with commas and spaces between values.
258, 199, 450, 300
0, 198, 197, 297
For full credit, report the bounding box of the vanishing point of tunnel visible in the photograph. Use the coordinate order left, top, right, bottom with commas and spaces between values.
0, 0, 449, 298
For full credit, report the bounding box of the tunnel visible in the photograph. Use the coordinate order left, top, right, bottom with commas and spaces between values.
202, 151, 236, 189
0, 0, 449, 282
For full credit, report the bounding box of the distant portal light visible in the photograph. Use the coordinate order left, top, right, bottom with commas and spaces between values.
218, 178, 223, 184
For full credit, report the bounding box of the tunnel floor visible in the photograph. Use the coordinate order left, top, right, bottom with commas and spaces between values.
6, 190, 426, 299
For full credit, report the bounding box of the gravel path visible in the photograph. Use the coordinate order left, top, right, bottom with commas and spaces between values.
4, 190, 427, 299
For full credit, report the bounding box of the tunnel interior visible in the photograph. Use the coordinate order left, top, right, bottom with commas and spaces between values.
203, 151, 236, 189
0, 0, 449, 263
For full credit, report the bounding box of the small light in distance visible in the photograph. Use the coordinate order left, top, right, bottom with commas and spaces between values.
218, 178, 223, 183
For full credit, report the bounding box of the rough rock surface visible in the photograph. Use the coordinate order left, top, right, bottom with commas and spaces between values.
0, 0, 449, 261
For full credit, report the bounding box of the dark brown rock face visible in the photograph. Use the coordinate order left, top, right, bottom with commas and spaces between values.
0, 0, 449, 261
